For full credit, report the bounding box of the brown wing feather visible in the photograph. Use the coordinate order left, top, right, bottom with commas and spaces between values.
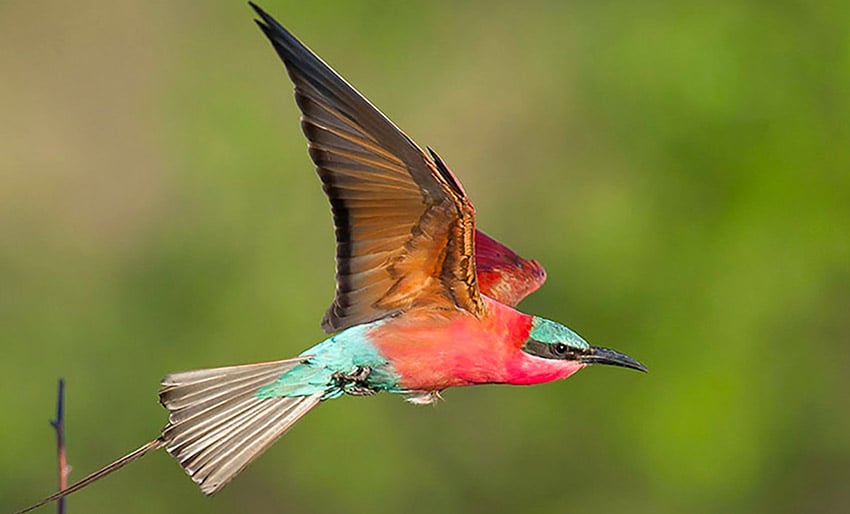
253, 5, 484, 332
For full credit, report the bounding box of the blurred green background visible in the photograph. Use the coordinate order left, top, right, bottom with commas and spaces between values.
2, 1, 849, 513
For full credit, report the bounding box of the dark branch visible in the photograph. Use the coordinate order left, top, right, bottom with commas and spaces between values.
48, 379, 68, 514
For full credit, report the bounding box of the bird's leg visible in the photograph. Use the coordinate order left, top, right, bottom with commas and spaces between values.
333, 367, 376, 396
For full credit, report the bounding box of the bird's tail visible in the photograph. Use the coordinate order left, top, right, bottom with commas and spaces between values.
158, 357, 322, 494
16, 357, 322, 513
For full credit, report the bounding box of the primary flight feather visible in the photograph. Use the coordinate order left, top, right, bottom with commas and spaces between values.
16, 4, 645, 512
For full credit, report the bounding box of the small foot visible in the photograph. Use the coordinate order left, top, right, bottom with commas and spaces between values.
333, 367, 377, 396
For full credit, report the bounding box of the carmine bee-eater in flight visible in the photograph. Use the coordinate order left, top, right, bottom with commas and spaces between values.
18, 3, 646, 512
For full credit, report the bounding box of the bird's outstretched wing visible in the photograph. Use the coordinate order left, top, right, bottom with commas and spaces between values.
252, 4, 485, 333
474, 231, 547, 307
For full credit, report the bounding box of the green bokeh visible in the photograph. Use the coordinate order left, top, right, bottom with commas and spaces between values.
2, 1, 848, 513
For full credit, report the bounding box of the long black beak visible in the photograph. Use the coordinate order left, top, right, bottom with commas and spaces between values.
582, 346, 648, 373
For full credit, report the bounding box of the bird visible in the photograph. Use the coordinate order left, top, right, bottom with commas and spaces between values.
16, 3, 646, 512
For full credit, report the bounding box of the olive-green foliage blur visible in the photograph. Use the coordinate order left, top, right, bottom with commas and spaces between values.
2, 1, 848, 513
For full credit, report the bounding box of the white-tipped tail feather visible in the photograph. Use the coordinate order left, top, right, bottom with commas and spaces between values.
159, 357, 322, 494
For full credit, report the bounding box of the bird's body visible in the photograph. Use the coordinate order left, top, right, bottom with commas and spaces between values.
367, 298, 584, 391
16, 4, 646, 513
260, 296, 585, 402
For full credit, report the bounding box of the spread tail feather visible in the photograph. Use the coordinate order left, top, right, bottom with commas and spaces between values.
17, 357, 323, 512
159, 357, 322, 494
15, 438, 165, 514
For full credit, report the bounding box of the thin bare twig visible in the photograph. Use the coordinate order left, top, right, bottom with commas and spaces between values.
48, 379, 68, 514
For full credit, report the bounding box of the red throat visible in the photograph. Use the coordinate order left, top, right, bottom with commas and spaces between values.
369, 298, 586, 391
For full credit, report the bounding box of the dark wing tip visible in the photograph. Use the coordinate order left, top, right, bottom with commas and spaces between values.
250, 2, 294, 52
249, 3, 275, 36
248, 2, 356, 121
249, 2, 273, 26
253, 18, 271, 39
249, 2, 308, 62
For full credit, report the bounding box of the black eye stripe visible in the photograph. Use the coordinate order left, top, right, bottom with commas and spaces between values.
523, 340, 582, 360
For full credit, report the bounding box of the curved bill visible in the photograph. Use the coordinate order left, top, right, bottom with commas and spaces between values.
582, 346, 648, 372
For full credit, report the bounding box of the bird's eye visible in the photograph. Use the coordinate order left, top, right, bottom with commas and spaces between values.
554, 343, 568, 355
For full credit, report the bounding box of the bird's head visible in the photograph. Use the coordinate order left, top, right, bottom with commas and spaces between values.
509, 317, 647, 385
